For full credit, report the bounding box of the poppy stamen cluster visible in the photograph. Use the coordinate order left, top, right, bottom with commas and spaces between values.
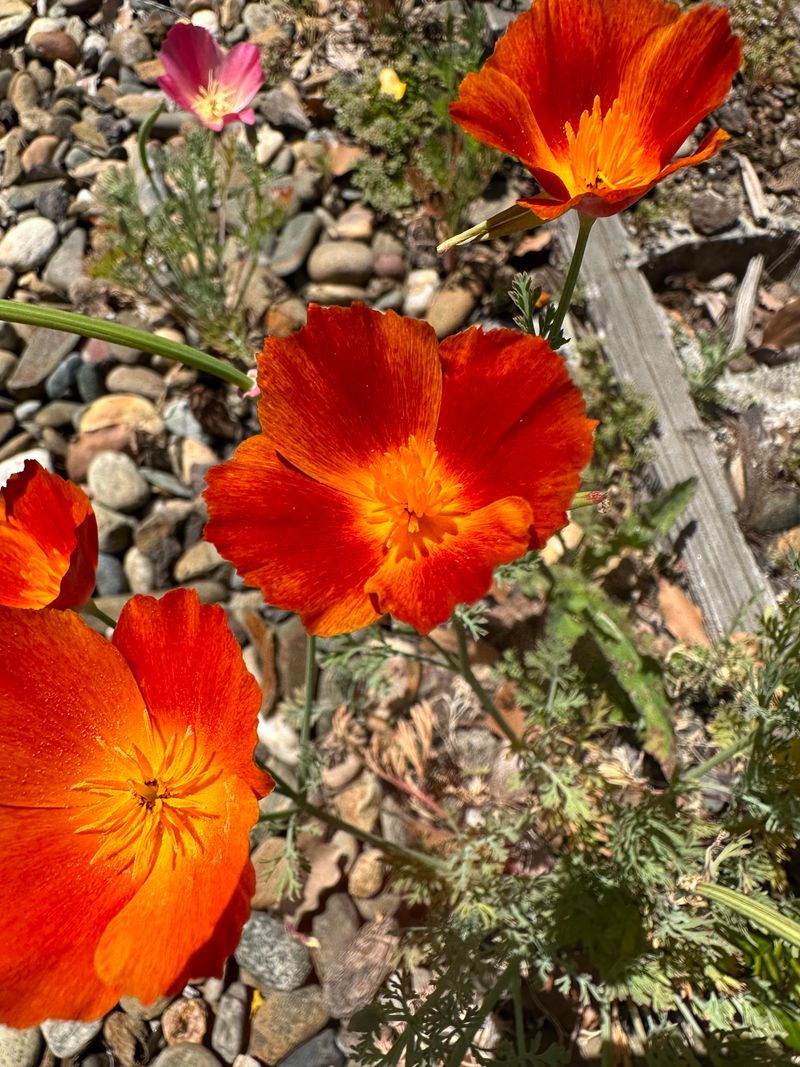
362, 436, 462, 563
71, 715, 221, 881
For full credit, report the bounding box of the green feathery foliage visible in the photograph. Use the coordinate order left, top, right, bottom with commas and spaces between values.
93, 128, 284, 359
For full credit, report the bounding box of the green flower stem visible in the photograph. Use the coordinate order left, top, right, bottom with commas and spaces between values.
266, 766, 448, 876
0, 299, 253, 391
137, 102, 164, 196
298, 634, 317, 797
679, 731, 757, 785
452, 616, 524, 750
697, 882, 800, 950
546, 212, 595, 348
82, 599, 117, 629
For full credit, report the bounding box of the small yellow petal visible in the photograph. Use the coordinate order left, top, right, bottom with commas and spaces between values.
379, 68, 406, 101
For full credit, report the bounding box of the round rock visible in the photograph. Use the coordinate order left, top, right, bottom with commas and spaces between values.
152, 1045, 221, 1067
88, 450, 150, 513
0, 216, 58, 271
0, 1024, 42, 1067
689, 190, 740, 236
0, 0, 33, 43
235, 912, 312, 992
41, 1019, 102, 1058
307, 240, 373, 285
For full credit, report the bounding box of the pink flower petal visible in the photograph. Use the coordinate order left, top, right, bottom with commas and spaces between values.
219, 42, 264, 111
159, 23, 224, 107
224, 107, 256, 126
157, 72, 195, 113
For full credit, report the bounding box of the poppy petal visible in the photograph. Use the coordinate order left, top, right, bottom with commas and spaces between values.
0, 605, 146, 809
517, 127, 731, 221
158, 23, 224, 108
657, 126, 731, 181
467, 0, 677, 151
181, 860, 255, 981
449, 69, 570, 200
435, 327, 596, 548
0, 607, 148, 1025
204, 436, 383, 637
620, 4, 742, 163
225, 106, 256, 126
0, 461, 97, 609
0, 807, 135, 1026
256, 304, 442, 492
111, 589, 270, 795
93, 774, 257, 1005
365, 495, 533, 634
219, 42, 264, 110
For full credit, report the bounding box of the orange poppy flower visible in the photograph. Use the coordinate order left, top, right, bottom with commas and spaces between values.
444, 0, 741, 243
204, 304, 595, 636
0, 588, 271, 1026
0, 459, 98, 610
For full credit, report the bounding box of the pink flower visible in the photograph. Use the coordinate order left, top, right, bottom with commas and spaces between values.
158, 23, 264, 132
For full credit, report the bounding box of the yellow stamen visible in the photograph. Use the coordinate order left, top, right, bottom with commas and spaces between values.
360, 436, 464, 563
562, 95, 653, 195
193, 77, 236, 125
71, 709, 221, 880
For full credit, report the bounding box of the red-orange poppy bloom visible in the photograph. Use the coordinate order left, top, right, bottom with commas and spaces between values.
204, 304, 595, 636
0, 589, 271, 1027
0, 459, 98, 610
445, 0, 741, 241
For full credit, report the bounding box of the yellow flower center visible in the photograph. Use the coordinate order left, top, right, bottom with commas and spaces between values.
71, 711, 221, 881
563, 95, 653, 194
361, 436, 463, 563
193, 78, 236, 124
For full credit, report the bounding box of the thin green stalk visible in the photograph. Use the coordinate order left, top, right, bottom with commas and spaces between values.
0, 300, 252, 390
697, 882, 800, 950
266, 766, 449, 875
137, 102, 164, 199
680, 730, 756, 785
546, 212, 595, 347
298, 634, 317, 796
452, 616, 524, 750
82, 599, 117, 629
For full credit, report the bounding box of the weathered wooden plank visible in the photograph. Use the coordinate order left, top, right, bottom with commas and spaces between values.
559, 212, 775, 637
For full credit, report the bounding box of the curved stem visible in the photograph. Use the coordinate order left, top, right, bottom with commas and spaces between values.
679, 730, 756, 786
82, 599, 117, 629
0, 299, 253, 391
452, 617, 524, 750
266, 766, 448, 875
137, 101, 165, 198
298, 634, 317, 797
697, 882, 800, 950
547, 213, 595, 348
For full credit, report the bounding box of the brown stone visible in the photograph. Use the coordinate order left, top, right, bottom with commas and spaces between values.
348, 849, 385, 899
79, 393, 164, 437
66, 424, 134, 482
28, 30, 80, 65
102, 1011, 150, 1067
265, 297, 307, 337
21, 134, 59, 172
161, 998, 209, 1045
248, 987, 329, 1065
334, 771, 382, 833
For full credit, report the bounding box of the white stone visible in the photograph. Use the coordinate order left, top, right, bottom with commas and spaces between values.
403, 268, 440, 317
0, 217, 58, 272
